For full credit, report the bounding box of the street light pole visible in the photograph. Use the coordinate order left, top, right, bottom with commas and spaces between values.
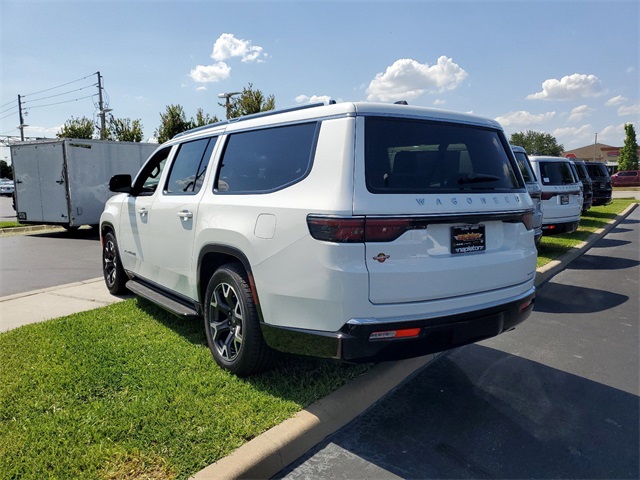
593, 133, 598, 161
218, 91, 242, 119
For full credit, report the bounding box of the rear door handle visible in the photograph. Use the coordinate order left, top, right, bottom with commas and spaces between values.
137, 207, 148, 216
177, 210, 193, 220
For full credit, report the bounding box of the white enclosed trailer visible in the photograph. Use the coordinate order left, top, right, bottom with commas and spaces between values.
11, 139, 156, 228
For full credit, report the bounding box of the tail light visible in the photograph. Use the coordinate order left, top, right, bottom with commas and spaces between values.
541, 192, 556, 200
307, 216, 417, 243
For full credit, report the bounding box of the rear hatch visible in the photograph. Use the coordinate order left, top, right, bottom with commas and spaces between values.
533, 159, 582, 222
353, 115, 536, 305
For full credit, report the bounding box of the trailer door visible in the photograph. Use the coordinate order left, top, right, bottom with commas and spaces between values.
13, 142, 69, 224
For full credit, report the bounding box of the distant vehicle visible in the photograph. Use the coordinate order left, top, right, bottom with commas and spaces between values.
0, 178, 14, 197
570, 160, 593, 213
611, 170, 640, 187
530, 156, 582, 235
584, 162, 612, 205
511, 146, 543, 246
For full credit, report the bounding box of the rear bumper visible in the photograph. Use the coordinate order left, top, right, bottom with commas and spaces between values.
261, 288, 535, 362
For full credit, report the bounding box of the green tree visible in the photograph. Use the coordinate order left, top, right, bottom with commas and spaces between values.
509, 130, 564, 156
191, 108, 219, 128
57, 116, 95, 139
155, 105, 191, 144
0, 160, 12, 179
222, 83, 275, 119
107, 116, 144, 142
155, 105, 218, 143
617, 123, 639, 171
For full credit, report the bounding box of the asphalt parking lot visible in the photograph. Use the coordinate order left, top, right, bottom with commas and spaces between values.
278, 208, 639, 479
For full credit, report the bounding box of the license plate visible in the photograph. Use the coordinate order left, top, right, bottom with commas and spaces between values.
451, 224, 485, 254
560, 194, 569, 205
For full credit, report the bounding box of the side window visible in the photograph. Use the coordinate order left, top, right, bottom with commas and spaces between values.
164, 137, 217, 195
133, 147, 171, 196
215, 123, 317, 193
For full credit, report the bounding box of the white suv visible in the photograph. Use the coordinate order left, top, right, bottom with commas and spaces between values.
529, 156, 582, 235
101, 102, 537, 376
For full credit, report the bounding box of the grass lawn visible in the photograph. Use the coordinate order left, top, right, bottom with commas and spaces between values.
1, 198, 636, 479
0, 221, 22, 229
0, 301, 369, 479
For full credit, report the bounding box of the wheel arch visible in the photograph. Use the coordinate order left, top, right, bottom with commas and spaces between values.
197, 245, 264, 322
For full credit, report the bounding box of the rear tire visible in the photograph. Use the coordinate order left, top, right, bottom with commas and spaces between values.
204, 263, 274, 376
102, 231, 128, 295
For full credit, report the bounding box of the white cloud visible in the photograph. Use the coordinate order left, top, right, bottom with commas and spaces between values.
189, 62, 231, 83
568, 104, 593, 122
295, 94, 332, 104
618, 103, 640, 116
196, 86, 207, 91
527, 73, 604, 100
433, 99, 446, 106
553, 124, 594, 149
366, 56, 468, 102
495, 110, 556, 129
212, 33, 266, 63
605, 95, 627, 106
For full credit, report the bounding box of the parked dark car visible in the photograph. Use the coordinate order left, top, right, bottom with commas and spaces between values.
611, 170, 640, 187
584, 162, 612, 205
571, 160, 593, 213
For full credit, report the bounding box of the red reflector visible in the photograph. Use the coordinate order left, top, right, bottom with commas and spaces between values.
520, 299, 533, 312
370, 327, 421, 340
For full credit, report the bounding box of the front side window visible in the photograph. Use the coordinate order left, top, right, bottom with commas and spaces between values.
538, 162, 576, 185
215, 122, 318, 193
365, 117, 521, 193
164, 137, 216, 195
133, 147, 171, 196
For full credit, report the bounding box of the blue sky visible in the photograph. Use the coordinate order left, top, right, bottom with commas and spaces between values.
1, 0, 638, 162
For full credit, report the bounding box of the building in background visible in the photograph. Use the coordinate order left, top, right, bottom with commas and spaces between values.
563, 144, 640, 174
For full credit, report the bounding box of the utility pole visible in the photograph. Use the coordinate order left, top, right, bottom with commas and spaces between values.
18, 95, 26, 141
97, 71, 107, 140
593, 133, 598, 161
218, 91, 241, 119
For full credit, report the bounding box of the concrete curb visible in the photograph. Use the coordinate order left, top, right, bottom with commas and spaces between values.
191, 201, 638, 480
0, 224, 66, 235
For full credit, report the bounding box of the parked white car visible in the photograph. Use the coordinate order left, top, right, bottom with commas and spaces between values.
529, 156, 582, 235
101, 102, 537, 375
511, 146, 543, 246
0, 178, 14, 197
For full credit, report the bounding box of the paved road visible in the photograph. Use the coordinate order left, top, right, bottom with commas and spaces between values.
278, 208, 639, 479
0, 195, 15, 221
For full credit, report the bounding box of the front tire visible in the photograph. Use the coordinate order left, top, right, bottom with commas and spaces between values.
102, 231, 128, 295
204, 263, 273, 376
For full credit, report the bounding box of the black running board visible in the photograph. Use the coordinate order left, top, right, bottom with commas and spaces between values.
126, 279, 201, 319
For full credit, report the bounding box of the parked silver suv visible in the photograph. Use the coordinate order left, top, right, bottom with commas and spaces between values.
101, 102, 537, 375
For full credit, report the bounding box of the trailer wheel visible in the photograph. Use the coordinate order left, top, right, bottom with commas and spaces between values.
102, 231, 128, 295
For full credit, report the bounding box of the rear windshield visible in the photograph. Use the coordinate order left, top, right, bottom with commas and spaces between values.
585, 163, 609, 178
538, 161, 576, 185
574, 162, 590, 180
514, 151, 536, 182
365, 117, 521, 193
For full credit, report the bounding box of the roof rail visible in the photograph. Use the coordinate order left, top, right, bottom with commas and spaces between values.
173, 100, 336, 139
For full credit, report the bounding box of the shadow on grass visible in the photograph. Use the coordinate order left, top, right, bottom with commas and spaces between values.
133, 297, 371, 397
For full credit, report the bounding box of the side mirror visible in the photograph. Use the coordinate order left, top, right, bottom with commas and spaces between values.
109, 174, 132, 193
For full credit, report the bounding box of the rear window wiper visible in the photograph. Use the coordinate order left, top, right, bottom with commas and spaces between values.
457, 173, 501, 185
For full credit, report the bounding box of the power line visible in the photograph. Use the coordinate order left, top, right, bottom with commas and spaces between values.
0, 99, 16, 110
22, 72, 97, 98
0, 110, 19, 121
23, 83, 98, 106
0, 105, 18, 116
24, 94, 96, 111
